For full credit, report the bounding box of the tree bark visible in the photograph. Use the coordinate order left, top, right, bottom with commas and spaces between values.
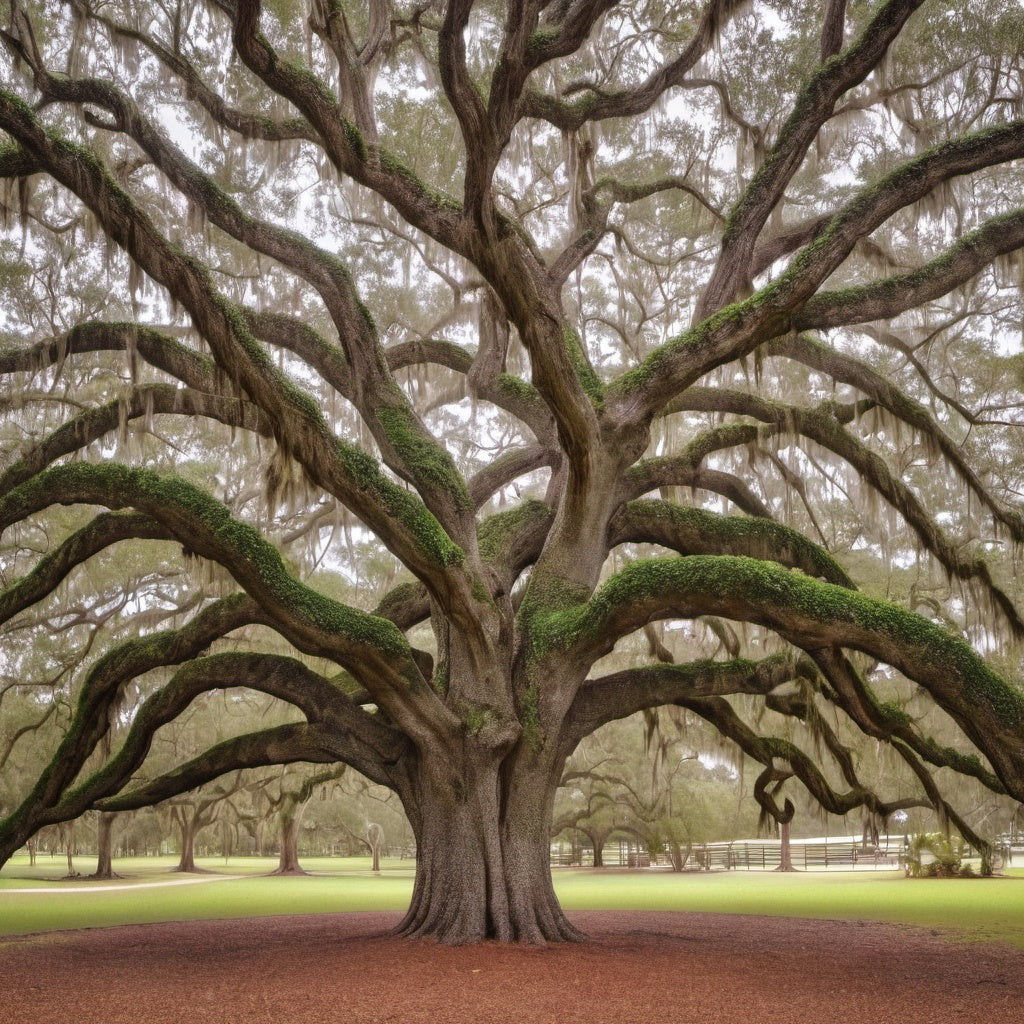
395, 748, 583, 944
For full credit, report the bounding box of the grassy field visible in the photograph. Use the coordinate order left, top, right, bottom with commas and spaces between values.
2, 856, 1022, 945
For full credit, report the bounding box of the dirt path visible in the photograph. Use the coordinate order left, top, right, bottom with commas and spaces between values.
2, 910, 1021, 1024
1, 876, 241, 892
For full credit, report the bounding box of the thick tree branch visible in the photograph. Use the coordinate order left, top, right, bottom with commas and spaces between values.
0, 511, 171, 628
0, 321, 215, 389
96, 724, 342, 813
0, 384, 273, 495
608, 117, 1024, 425
567, 652, 807, 746
796, 208, 1024, 330
521, 0, 748, 131
625, 461, 772, 518
74, 651, 404, 814
542, 555, 1024, 800
697, 0, 926, 317
809, 647, 1006, 795
608, 499, 854, 588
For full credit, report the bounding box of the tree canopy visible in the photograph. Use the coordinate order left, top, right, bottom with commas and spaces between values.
1, 0, 1024, 943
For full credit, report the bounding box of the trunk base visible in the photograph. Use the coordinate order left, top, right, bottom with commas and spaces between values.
393, 905, 586, 946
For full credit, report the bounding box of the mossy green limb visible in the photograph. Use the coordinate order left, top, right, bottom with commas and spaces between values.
332, 438, 465, 568
535, 554, 1024, 796
610, 500, 854, 588
0, 462, 413, 665
376, 405, 473, 512
477, 499, 553, 564
563, 326, 604, 405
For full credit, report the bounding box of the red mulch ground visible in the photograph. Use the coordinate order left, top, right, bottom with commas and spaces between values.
2, 911, 1021, 1023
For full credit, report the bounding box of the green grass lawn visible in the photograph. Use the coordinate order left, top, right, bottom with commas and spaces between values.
2, 856, 1022, 946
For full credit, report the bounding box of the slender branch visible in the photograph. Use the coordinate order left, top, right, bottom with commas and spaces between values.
0, 384, 273, 494
764, 333, 1024, 540
521, 0, 748, 131
229, 0, 468, 250
607, 117, 1024, 424
385, 337, 556, 441
0, 704, 56, 772
74, 0, 318, 143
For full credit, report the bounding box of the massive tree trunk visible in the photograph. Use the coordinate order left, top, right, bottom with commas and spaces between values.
396, 745, 582, 945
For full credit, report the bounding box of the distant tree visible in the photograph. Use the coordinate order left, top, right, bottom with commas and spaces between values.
261, 764, 346, 874
91, 811, 118, 879
2, 0, 1024, 943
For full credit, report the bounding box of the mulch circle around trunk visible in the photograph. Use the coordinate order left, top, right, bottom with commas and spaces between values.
2, 910, 1021, 1024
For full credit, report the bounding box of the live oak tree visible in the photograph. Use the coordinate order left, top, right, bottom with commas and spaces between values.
2, 0, 1024, 942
